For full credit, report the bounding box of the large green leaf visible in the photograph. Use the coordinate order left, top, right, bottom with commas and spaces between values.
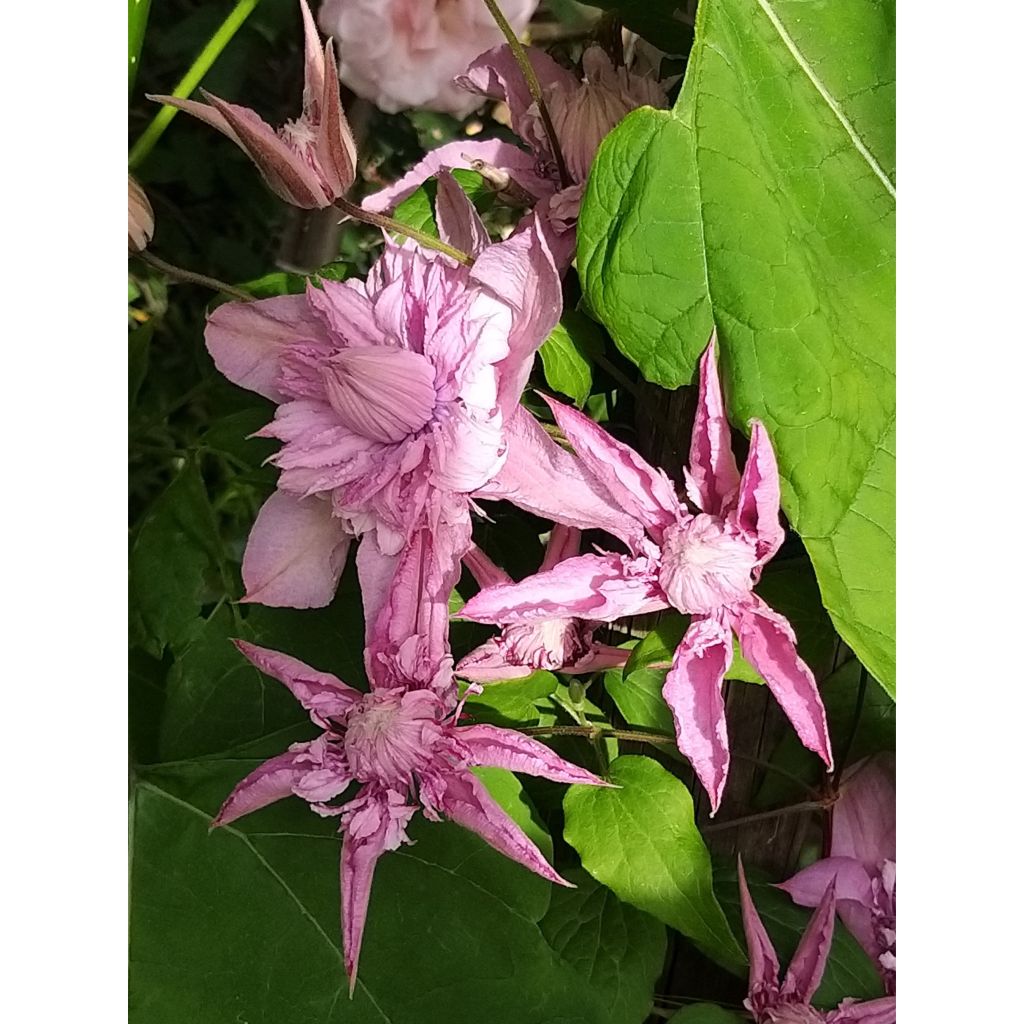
577, 0, 896, 696
539, 309, 605, 408
540, 870, 667, 1024
563, 756, 745, 973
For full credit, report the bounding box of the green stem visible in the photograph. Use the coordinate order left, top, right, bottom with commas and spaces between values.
523, 724, 677, 745
335, 197, 474, 267
134, 250, 254, 302
128, 0, 263, 169
480, 0, 571, 189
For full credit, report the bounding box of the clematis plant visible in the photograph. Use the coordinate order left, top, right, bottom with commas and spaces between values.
460, 339, 832, 812
457, 524, 629, 682
204, 172, 559, 613
151, 0, 357, 209
739, 862, 896, 1024
214, 639, 608, 988
779, 754, 896, 993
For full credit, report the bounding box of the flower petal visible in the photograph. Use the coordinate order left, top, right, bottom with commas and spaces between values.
832, 996, 897, 1024
212, 745, 314, 827
475, 405, 643, 549
462, 544, 514, 590
241, 491, 352, 608
205, 293, 331, 401
737, 859, 782, 999
298, 0, 326, 108
540, 523, 580, 571
305, 277, 379, 349
439, 771, 571, 887
435, 169, 489, 257
459, 552, 665, 625
455, 640, 534, 683
662, 616, 733, 814
685, 338, 741, 515
733, 597, 833, 770
316, 39, 357, 196
778, 857, 874, 911
542, 393, 680, 541
832, 753, 896, 865
780, 876, 837, 1003
233, 640, 361, 721
457, 724, 610, 786
146, 94, 238, 142
733, 420, 785, 565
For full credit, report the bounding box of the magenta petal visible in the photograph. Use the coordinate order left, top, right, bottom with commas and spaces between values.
458, 724, 610, 786
540, 523, 581, 571
542, 393, 680, 541
734, 420, 785, 564
340, 803, 390, 992
462, 544, 514, 590
832, 753, 896, 864
734, 598, 833, 770
459, 552, 665, 626
205, 293, 331, 401
233, 640, 361, 720
475, 406, 641, 548
455, 641, 534, 683
685, 339, 741, 516
780, 877, 837, 1003
737, 859, 781, 997
567, 642, 631, 675
241, 491, 351, 608
440, 771, 571, 887
213, 745, 313, 827
304, 278, 379, 349
662, 616, 733, 814
435, 169, 489, 257
778, 857, 874, 911
833, 996, 897, 1024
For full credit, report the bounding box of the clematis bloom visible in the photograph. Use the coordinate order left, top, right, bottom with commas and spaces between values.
215, 639, 608, 988
205, 171, 560, 611
460, 339, 832, 812
779, 754, 896, 993
739, 861, 896, 1023
150, 0, 356, 208
456, 524, 629, 682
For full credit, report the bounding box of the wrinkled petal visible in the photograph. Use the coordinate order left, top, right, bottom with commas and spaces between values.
832, 753, 896, 865
462, 544, 514, 590
566, 642, 631, 675
241, 491, 352, 608
212, 745, 314, 827
440, 770, 571, 887
459, 552, 665, 625
540, 523, 580, 571
738, 859, 781, 999
542, 393, 680, 541
832, 996, 897, 1024
458, 724, 610, 786
684, 338, 741, 516
205, 294, 331, 401
361, 138, 552, 214
780, 877, 836, 1003
733, 419, 785, 565
305, 277, 379, 349
435, 169, 489, 257
475, 406, 642, 549
662, 616, 732, 814
734, 597, 833, 770
233, 640, 361, 721
455, 640, 534, 683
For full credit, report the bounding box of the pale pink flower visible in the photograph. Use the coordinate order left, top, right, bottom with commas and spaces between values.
363, 43, 668, 267
779, 755, 896, 994
739, 861, 896, 1024
460, 338, 832, 812
128, 175, 154, 252
151, 0, 356, 208
318, 0, 539, 116
214, 639, 608, 988
456, 525, 628, 682
205, 172, 560, 610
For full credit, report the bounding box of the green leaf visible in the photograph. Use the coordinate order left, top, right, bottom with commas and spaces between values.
540, 869, 667, 1024
393, 169, 496, 239
539, 309, 605, 408
128, 322, 153, 408
715, 865, 885, 1006
130, 762, 613, 1024
578, 0, 895, 697
668, 1005, 744, 1024
465, 671, 559, 728
563, 756, 745, 973
129, 0, 152, 94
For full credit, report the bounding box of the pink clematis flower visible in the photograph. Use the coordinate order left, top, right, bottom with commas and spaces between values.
739, 861, 896, 1024
363, 43, 668, 268
456, 524, 629, 682
460, 339, 832, 812
317, 0, 539, 117
150, 0, 356, 209
779, 754, 896, 994
204, 172, 560, 611
214, 639, 608, 989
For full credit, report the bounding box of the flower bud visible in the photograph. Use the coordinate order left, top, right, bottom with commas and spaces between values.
128, 175, 154, 253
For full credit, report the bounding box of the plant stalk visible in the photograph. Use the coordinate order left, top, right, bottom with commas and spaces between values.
133, 250, 254, 302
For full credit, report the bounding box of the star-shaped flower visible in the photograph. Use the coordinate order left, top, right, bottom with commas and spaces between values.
460, 339, 832, 812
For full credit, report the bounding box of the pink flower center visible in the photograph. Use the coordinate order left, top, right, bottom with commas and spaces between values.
659, 514, 757, 614
343, 690, 444, 786
501, 618, 591, 671
321, 346, 438, 444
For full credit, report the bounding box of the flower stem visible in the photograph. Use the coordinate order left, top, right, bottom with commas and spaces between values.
128, 0, 263, 169
701, 800, 826, 834
133, 250, 254, 302
334, 197, 475, 267
480, 0, 572, 190
523, 724, 678, 745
